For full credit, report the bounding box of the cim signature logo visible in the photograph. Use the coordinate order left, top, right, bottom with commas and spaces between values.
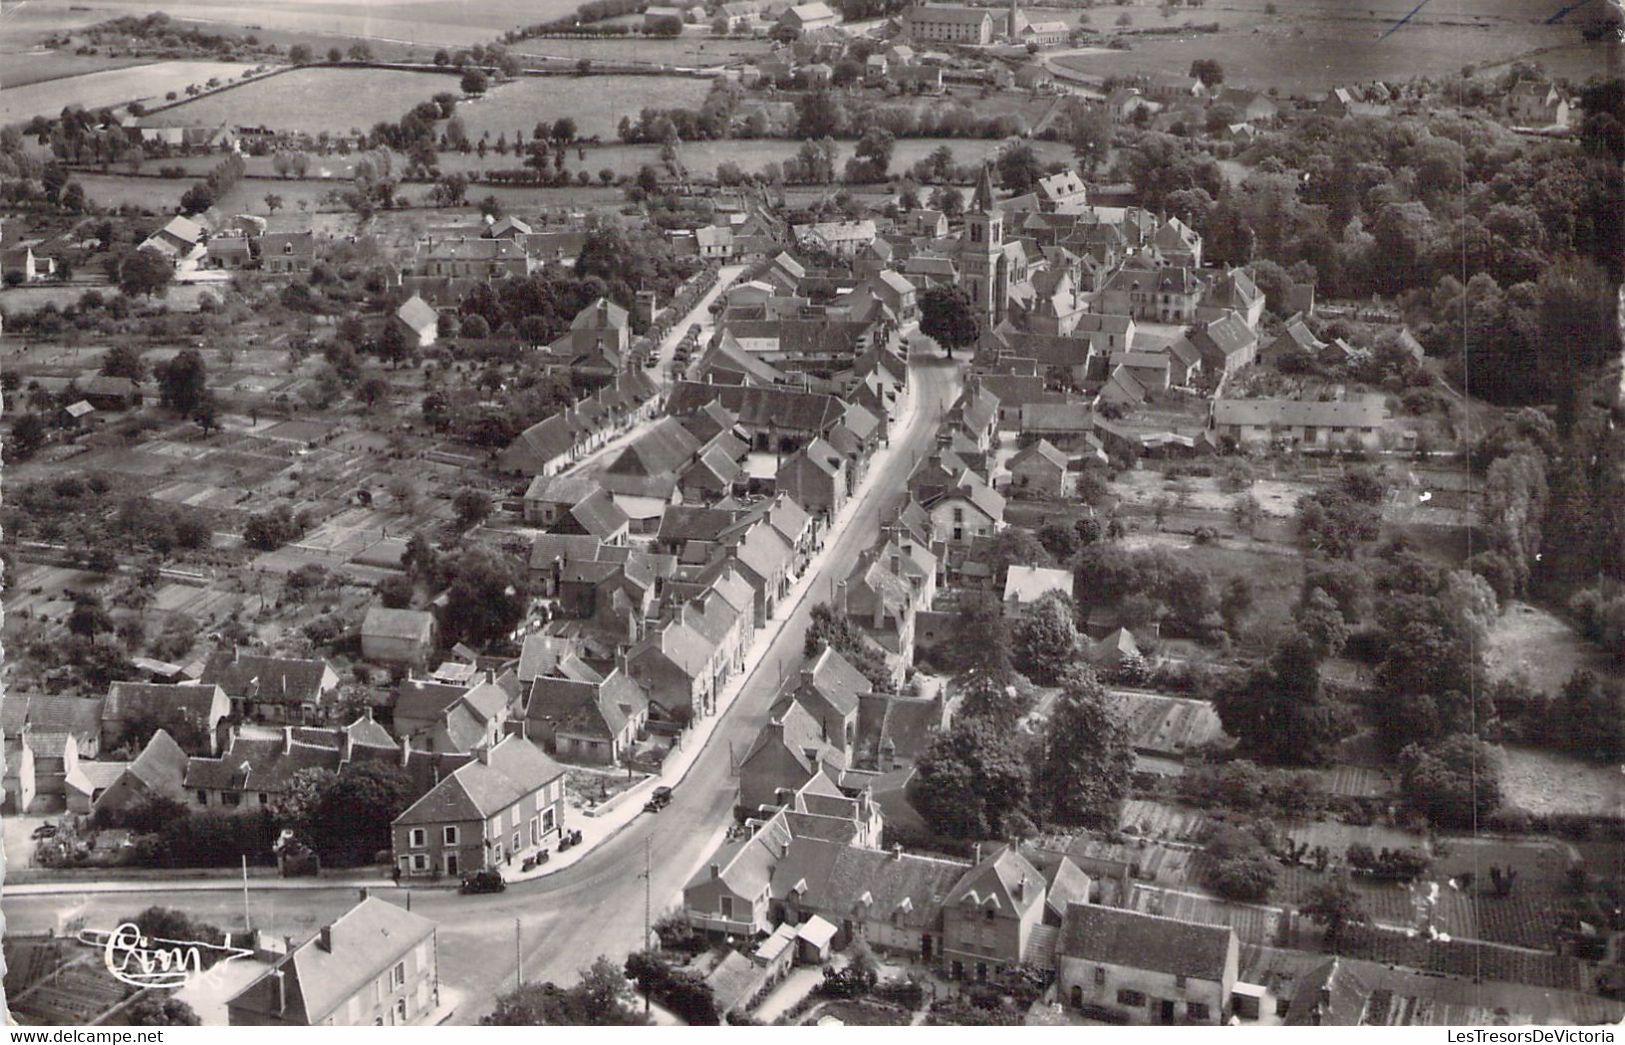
81, 924, 254, 989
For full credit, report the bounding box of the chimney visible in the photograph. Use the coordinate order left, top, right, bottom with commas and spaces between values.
317, 925, 332, 952
282, 726, 294, 755
475, 745, 491, 765
973, 842, 983, 864
891, 843, 902, 860
399, 734, 412, 767
710, 863, 721, 879
272, 968, 287, 1013
1014, 876, 1026, 902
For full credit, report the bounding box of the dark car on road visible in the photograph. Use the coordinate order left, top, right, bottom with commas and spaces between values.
460, 869, 507, 894
643, 786, 673, 813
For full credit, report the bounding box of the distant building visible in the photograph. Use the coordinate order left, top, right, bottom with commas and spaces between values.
902, 0, 995, 43
393, 294, 439, 348
1210, 394, 1386, 450
780, 1, 840, 32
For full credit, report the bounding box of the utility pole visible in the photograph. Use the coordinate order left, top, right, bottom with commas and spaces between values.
515, 918, 522, 991
643, 837, 652, 1015
241, 855, 251, 933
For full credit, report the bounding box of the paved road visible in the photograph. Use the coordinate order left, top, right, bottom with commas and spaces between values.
0, 354, 963, 1023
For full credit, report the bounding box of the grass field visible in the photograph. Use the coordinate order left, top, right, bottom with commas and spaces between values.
514, 35, 775, 67
1484, 600, 1618, 696
457, 75, 715, 142
146, 65, 460, 134
0, 59, 256, 125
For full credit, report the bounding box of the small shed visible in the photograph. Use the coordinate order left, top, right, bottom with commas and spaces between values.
795, 914, 837, 964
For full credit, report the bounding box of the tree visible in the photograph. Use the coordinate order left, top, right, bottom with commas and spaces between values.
1296, 488, 1381, 558
1219, 575, 1254, 633
1295, 587, 1348, 658
929, 185, 964, 218
918, 285, 980, 356
440, 548, 528, 649
552, 117, 578, 143
10, 413, 47, 459
1398, 734, 1502, 829
486, 957, 646, 1025
289, 44, 313, 64
996, 143, 1043, 196
307, 762, 414, 865
913, 718, 1030, 838
452, 487, 492, 530
1214, 634, 1341, 765
179, 182, 214, 216
1012, 592, 1082, 684
794, 90, 844, 139
156, 348, 208, 415
461, 69, 489, 95
243, 505, 306, 551
115, 249, 174, 298
264, 193, 284, 214
1189, 58, 1224, 88
125, 995, 200, 1027
1064, 102, 1112, 174
67, 594, 114, 638
1299, 877, 1367, 950
845, 126, 895, 183
804, 603, 892, 690
1037, 665, 1135, 827
327, 47, 343, 62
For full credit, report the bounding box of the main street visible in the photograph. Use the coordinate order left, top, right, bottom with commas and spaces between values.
0, 353, 964, 1023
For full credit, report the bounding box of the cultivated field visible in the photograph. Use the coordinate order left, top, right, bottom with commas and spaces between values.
0, 60, 256, 125
1052, 10, 1611, 95
457, 75, 715, 142
11, 0, 568, 50
145, 65, 460, 133
0, 51, 156, 89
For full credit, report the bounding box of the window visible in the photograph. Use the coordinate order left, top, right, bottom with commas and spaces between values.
1094, 967, 1106, 986
512, 829, 520, 853
1116, 989, 1146, 1007
391, 962, 406, 990
542, 807, 556, 833
223, 791, 241, 807
196, 790, 208, 804
410, 854, 429, 872
530, 817, 540, 846
984, 909, 996, 922
444, 826, 459, 846
952, 507, 964, 522
410, 828, 426, 849
1175, 975, 1187, 990
1187, 1002, 1210, 1021
396, 998, 407, 1024
720, 896, 734, 919
259, 793, 269, 805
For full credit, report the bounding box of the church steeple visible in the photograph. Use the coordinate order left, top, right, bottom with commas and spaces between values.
971, 162, 996, 215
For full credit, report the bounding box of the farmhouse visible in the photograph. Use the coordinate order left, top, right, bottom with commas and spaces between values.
1056, 903, 1239, 1025
1210, 395, 1387, 449
780, 1, 840, 32
361, 607, 438, 668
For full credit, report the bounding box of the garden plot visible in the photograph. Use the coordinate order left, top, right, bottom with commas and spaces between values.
1498, 745, 1625, 818
1118, 798, 1209, 845
456, 75, 714, 143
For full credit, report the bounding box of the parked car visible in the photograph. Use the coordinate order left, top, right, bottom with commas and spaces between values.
31, 823, 57, 840
643, 786, 673, 813
459, 869, 507, 894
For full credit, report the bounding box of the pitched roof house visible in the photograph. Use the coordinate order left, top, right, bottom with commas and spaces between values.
226, 897, 440, 1026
